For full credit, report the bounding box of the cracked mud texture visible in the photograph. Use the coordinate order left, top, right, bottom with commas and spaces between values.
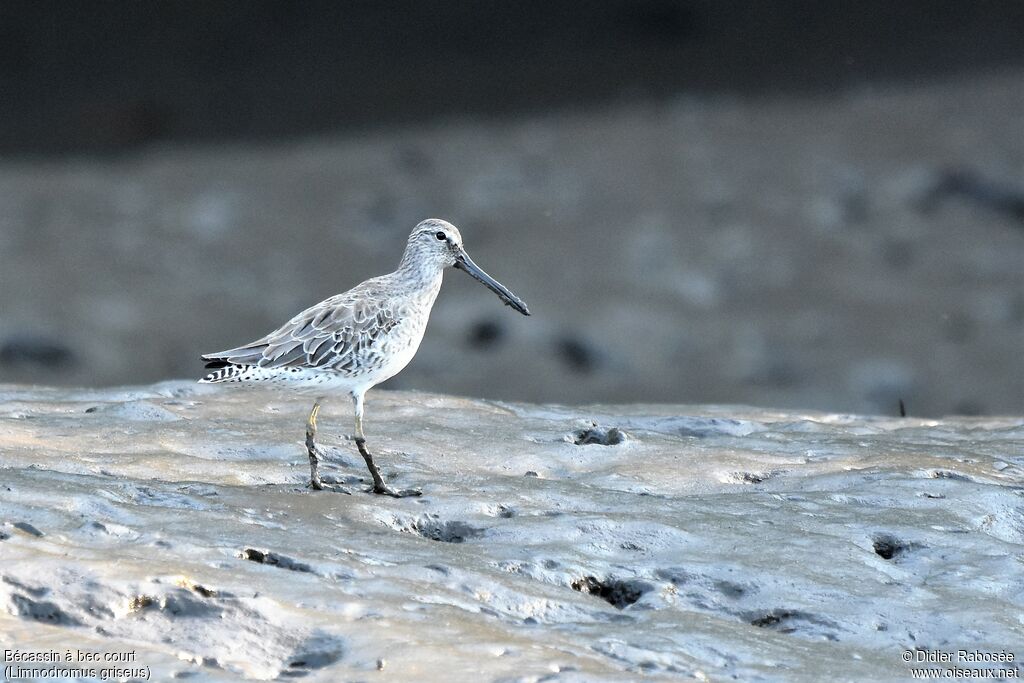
1, 382, 1023, 681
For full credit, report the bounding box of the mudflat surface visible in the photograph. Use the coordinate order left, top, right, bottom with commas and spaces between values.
1, 382, 1022, 680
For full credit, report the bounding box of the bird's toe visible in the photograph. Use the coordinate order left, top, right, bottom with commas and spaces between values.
308, 478, 352, 495
372, 484, 422, 498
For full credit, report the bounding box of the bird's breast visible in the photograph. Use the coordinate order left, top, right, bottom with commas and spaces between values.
349, 283, 440, 383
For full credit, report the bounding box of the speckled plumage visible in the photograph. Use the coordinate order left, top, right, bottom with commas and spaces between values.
199, 265, 441, 394
199, 218, 529, 496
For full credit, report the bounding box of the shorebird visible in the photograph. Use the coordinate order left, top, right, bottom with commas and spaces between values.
199, 219, 529, 497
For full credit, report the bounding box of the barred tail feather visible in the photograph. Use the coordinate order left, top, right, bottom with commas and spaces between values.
199, 363, 253, 384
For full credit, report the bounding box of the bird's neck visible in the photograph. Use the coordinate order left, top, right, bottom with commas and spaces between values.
394, 253, 445, 293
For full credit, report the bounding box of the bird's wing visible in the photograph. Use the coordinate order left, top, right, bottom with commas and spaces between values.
202, 283, 400, 372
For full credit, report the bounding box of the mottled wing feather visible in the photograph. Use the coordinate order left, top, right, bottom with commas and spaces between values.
201, 280, 401, 374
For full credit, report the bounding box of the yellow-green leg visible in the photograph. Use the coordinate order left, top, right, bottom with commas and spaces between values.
306, 400, 350, 494
306, 401, 323, 490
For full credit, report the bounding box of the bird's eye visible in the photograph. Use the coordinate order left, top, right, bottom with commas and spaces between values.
435, 231, 446, 241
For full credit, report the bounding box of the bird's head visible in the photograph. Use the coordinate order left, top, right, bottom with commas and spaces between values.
404, 218, 530, 316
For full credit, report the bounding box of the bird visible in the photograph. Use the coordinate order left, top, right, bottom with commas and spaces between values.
199, 218, 530, 497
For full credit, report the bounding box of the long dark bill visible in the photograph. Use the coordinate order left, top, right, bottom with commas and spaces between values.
454, 250, 530, 316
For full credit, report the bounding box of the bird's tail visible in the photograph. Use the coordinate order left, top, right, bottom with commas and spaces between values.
198, 360, 252, 384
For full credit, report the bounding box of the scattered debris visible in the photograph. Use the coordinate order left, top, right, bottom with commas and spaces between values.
872, 534, 913, 561
572, 423, 627, 446
571, 576, 648, 608
11, 522, 43, 537
385, 515, 484, 544
241, 548, 314, 573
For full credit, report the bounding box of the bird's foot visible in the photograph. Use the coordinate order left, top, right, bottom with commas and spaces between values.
370, 483, 422, 498
308, 477, 352, 495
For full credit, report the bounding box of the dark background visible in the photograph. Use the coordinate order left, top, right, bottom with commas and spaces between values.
1, 2, 1022, 417
3, 1, 1023, 154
